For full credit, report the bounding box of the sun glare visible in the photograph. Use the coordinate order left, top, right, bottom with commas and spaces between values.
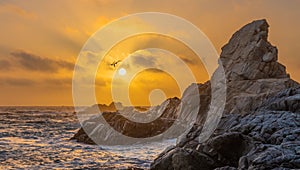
118, 68, 127, 76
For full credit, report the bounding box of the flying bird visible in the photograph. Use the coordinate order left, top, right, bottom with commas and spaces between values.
110, 60, 122, 67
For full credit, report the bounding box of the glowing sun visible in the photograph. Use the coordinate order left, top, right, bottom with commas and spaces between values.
118, 68, 127, 76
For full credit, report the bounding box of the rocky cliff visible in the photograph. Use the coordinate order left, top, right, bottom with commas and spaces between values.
71, 19, 300, 169
220, 19, 298, 115
150, 19, 300, 169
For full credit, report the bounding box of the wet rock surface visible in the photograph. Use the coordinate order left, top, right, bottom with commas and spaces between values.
151, 19, 300, 170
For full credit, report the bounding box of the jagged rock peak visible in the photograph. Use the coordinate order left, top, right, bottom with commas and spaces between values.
220, 19, 289, 81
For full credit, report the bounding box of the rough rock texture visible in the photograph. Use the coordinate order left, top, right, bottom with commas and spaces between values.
71, 97, 182, 145
71, 80, 211, 145
72, 71, 209, 145
220, 19, 288, 81
71, 19, 300, 169
150, 19, 300, 169
151, 87, 300, 170
219, 19, 298, 115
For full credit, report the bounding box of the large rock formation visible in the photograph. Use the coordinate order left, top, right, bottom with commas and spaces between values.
221, 19, 288, 81
150, 19, 300, 169
151, 87, 300, 170
220, 19, 298, 115
71, 19, 300, 169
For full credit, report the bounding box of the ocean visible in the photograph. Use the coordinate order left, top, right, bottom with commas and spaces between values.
0, 106, 175, 169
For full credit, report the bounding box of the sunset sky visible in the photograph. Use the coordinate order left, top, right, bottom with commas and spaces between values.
0, 0, 299, 106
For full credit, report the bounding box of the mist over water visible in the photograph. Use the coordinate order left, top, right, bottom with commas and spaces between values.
0, 106, 175, 169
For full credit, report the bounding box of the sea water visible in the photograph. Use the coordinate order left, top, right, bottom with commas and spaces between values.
0, 106, 176, 169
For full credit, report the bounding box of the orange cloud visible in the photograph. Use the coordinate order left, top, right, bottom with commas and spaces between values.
0, 0, 299, 105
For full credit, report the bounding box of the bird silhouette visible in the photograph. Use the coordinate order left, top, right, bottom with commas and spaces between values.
110, 60, 121, 67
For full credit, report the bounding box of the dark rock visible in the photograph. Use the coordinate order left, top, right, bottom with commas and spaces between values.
259, 87, 300, 113
152, 104, 300, 169
71, 18, 300, 169
103, 97, 181, 138
150, 19, 300, 170
220, 19, 288, 81
70, 127, 95, 145
71, 97, 183, 145
220, 19, 299, 115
